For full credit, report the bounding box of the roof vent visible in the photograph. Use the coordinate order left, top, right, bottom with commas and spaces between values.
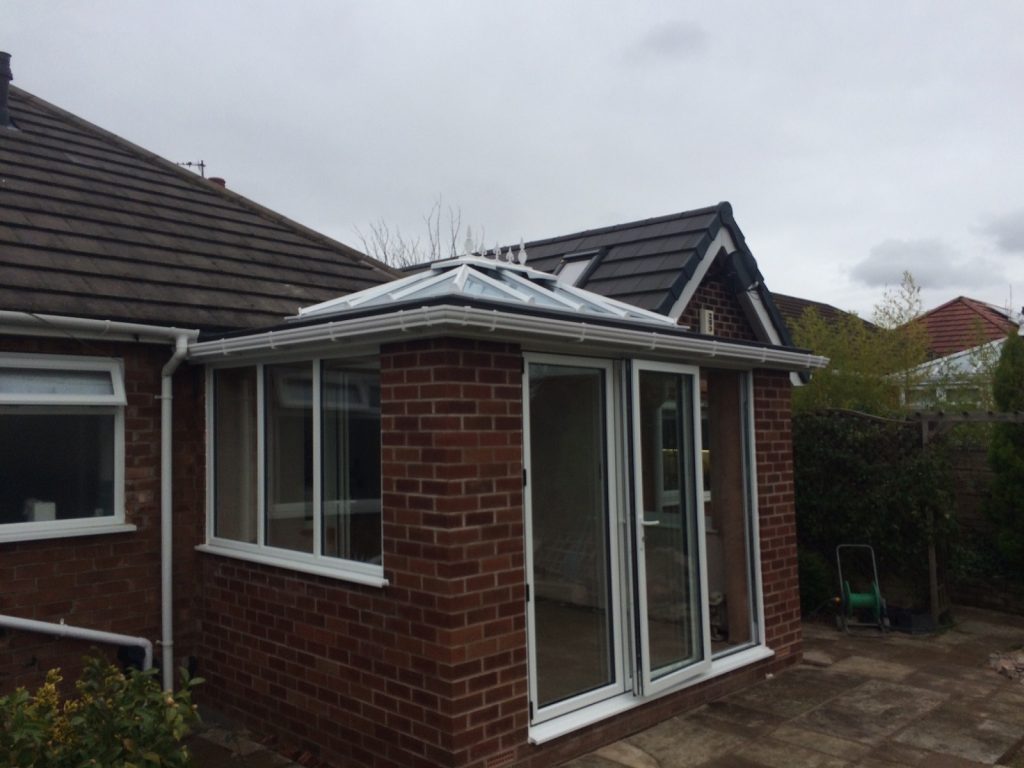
208, 177, 226, 188
0, 51, 14, 129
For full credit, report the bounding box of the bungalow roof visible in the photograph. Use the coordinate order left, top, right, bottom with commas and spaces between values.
0, 85, 396, 332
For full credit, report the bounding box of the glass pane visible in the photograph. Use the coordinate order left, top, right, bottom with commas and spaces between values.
0, 368, 113, 397
322, 363, 381, 564
528, 363, 613, 708
638, 370, 702, 679
265, 363, 313, 553
214, 367, 258, 543
702, 370, 755, 653
0, 413, 115, 523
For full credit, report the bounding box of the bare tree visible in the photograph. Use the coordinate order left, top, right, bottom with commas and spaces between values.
357, 197, 479, 269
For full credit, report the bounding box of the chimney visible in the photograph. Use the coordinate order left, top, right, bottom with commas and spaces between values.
0, 52, 13, 129
208, 177, 226, 188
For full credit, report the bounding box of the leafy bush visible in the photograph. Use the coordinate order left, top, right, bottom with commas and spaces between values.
987, 332, 1024, 570
794, 411, 955, 609
0, 655, 202, 768
798, 548, 835, 616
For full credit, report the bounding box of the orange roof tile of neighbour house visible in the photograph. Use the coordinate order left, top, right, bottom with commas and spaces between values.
917, 296, 1018, 358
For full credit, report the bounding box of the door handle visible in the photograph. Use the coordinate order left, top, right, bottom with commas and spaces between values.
640, 518, 660, 527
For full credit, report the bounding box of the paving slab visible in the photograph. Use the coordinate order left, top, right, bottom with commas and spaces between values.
794, 679, 947, 745
561, 607, 1024, 768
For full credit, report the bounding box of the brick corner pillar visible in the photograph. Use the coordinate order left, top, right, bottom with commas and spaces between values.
380, 337, 529, 768
753, 369, 802, 664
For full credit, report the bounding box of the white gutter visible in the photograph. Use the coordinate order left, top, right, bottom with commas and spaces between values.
1, 311, 199, 691
190, 304, 828, 372
0, 615, 153, 670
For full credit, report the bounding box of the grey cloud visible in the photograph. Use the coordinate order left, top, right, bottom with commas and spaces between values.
624, 21, 707, 63
981, 209, 1024, 253
852, 238, 1006, 289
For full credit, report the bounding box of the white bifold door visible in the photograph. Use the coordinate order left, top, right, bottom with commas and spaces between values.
524, 356, 710, 723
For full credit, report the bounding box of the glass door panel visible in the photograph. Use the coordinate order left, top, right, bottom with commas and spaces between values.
526, 360, 622, 716
633, 365, 709, 693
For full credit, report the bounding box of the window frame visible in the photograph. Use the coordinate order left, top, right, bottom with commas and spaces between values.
201, 358, 387, 587
0, 353, 130, 543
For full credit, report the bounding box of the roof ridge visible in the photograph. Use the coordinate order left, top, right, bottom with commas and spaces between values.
9, 85, 399, 282
523, 203, 726, 249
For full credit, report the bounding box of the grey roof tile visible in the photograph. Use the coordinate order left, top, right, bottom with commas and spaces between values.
0, 86, 396, 331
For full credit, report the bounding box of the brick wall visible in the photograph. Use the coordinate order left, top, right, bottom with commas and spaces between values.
752, 369, 801, 659
197, 337, 527, 768
0, 335, 205, 691
679, 259, 758, 342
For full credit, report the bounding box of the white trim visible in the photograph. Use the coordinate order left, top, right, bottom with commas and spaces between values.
0, 352, 126, 406
196, 542, 388, 587
630, 362, 711, 695
528, 644, 775, 744
312, 359, 323, 558
0, 521, 136, 544
664, 229, 737, 322
523, 354, 628, 724
189, 305, 827, 373
744, 371, 767, 646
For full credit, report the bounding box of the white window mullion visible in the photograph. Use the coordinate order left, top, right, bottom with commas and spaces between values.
312, 359, 322, 559
256, 363, 266, 547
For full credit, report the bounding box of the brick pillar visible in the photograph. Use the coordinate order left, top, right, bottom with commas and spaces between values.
753, 369, 801, 660
380, 337, 528, 768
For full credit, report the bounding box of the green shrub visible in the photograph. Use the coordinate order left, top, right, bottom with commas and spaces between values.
0, 655, 202, 768
798, 548, 835, 616
794, 411, 955, 610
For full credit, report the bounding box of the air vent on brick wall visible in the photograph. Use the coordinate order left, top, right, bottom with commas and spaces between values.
699, 308, 715, 335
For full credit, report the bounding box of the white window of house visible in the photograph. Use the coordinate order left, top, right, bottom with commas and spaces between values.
0, 352, 130, 542
204, 358, 384, 586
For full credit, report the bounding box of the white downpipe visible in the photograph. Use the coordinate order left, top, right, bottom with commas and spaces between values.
0, 614, 153, 670
159, 334, 189, 691
1, 311, 198, 691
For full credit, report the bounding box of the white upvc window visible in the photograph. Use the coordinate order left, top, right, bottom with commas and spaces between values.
0, 352, 131, 543
201, 358, 385, 587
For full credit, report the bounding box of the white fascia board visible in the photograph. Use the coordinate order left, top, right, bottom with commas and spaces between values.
665, 228, 737, 322
188, 304, 827, 372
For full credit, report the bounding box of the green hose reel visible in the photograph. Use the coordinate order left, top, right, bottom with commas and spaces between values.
842, 578, 883, 621
836, 544, 888, 632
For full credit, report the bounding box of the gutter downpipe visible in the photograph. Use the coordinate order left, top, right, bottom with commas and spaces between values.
0, 615, 153, 670
159, 334, 190, 691
0, 312, 198, 691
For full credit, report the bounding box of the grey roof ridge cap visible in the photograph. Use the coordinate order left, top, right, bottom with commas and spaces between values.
8, 85, 398, 282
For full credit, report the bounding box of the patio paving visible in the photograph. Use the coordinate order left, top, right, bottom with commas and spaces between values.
561, 606, 1024, 768
186, 606, 1024, 767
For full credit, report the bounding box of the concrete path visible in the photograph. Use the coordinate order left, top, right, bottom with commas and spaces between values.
562, 606, 1024, 768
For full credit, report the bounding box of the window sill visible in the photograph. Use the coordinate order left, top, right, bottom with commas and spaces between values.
196, 543, 389, 588
0, 522, 136, 544
528, 644, 775, 745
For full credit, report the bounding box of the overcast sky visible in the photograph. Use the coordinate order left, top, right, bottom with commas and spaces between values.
7, 1, 1024, 318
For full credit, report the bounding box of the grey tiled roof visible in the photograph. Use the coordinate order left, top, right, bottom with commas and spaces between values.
523, 204, 745, 314
0, 87, 396, 331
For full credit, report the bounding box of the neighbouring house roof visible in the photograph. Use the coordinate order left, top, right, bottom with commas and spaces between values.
772, 293, 876, 335
191, 256, 828, 373
0, 86, 396, 332
916, 296, 1019, 358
